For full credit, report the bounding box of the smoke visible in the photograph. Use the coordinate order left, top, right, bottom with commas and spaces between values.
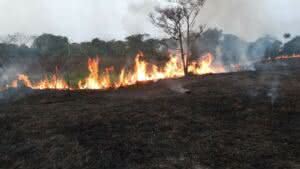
164, 79, 191, 94
197, 0, 300, 41
0, 0, 299, 41
267, 77, 280, 105
123, 0, 300, 70
0, 65, 25, 101
0, 66, 22, 87
125, 0, 300, 41
217, 34, 255, 70
122, 0, 161, 37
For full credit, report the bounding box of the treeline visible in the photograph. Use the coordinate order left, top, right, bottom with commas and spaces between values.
1, 30, 300, 73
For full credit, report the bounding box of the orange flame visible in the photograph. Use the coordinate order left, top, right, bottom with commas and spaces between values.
272, 55, 300, 60
7, 52, 225, 90
78, 58, 112, 90
115, 52, 184, 87
188, 53, 225, 74
8, 74, 69, 90
114, 52, 224, 88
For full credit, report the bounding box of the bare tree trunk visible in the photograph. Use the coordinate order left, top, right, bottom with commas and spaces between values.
179, 33, 187, 76
186, 21, 190, 75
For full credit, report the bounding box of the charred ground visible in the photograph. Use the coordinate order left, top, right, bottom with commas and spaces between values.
0, 59, 300, 169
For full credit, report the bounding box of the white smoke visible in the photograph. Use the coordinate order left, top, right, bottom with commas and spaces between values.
267, 77, 280, 106
0, 0, 299, 41
126, 0, 300, 41
0, 66, 21, 87
197, 0, 300, 41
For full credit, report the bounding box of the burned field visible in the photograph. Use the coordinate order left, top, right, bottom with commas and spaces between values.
0, 59, 300, 169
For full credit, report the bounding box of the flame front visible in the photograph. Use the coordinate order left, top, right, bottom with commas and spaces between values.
115, 52, 224, 88
7, 52, 225, 90
115, 52, 184, 87
272, 55, 300, 60
188, 53, 225, 75
78, 58, 112, 90
8, 74, 69, 90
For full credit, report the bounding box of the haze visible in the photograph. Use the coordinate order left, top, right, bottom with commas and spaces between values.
0, 0, 299, 42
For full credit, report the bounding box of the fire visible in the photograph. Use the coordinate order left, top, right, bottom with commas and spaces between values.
188, 53, 225, 75
11, 74, 32, 88
273, 55, 300, 60
78, 58, 112, 90
100, 52, 224, 89
6, 52, 226, 90
115, 52, 184, 88
8, 74, 69, 90
34, 75, 69, 90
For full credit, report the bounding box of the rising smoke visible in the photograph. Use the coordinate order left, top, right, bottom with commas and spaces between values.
0, 0, 299, 42
122, 0, 300, 70
125, 0, 300, 41
268, 76, 280, 106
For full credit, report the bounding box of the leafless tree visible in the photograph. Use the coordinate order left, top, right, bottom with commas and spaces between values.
150, 0, 206, 75
0, 33, 36, 46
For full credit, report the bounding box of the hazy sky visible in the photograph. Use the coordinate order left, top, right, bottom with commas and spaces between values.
0, 0, 300, 42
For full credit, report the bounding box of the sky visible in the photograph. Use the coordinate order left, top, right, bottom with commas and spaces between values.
0, 0, 300, 42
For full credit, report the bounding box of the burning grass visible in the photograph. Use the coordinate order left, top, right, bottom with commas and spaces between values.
268, 54, 300, 61
0, 59, 299, 169
5, 52, 226, 91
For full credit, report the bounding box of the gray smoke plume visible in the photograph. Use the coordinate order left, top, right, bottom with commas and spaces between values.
126, 0, 300, 41
0, 0, 299, 41
196, 0, 300, 41
0, 65, 23, 101
0, 66, 22, 88
123, 0, 300, 71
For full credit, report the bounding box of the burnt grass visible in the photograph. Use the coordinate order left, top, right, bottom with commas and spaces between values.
0, 59, 300, 169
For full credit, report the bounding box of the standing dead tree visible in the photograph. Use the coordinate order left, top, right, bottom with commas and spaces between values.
150, 0, 206, 76
0, 33, 36, 46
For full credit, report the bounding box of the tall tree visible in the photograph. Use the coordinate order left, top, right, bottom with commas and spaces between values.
32, 34, 70, 72
150, 0, 206, 75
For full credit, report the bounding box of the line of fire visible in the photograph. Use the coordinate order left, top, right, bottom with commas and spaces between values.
0, 1, 300, 169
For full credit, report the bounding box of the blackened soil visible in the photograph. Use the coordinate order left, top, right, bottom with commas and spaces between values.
0, 59, 300, 169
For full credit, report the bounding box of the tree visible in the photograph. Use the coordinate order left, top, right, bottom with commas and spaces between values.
193, 28, 222, 58
32, 34, 69, 57
264, 40, 282, 59
0, 33, 36, 46
150, 0, 206, 75
32, 34, 70, 73
220, 34, 249, 65
247, 35, 278, 61
282, 36, 300, 55
283, 33, 291, 39
126, 34, 149, 56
